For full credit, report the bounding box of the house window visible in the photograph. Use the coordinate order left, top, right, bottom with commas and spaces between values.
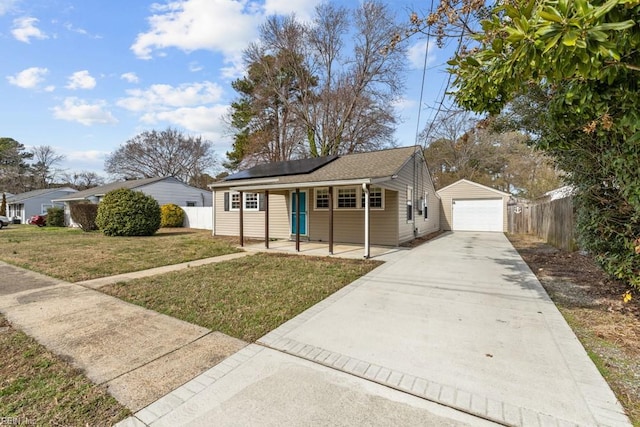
362, 186, 383, 209
244, 193, 259, 211
406, 186, 414, 221
423, 192, 429, 219
231, 193, 241, 210
337, 188, 357, 208
315, 188, 329, 209
186, 201, 197, 207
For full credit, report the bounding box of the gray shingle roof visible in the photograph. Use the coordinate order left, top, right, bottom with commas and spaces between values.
54, 176, 171, 201
7, 187, 77, 203
220, 146, 419, 187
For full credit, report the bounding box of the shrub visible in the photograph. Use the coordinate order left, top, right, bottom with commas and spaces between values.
70, 203, 99, 231
160, 204, 185, 228
45, 206, 65, 227
95, 188, 161, 237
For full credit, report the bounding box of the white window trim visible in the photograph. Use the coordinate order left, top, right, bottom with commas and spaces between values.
312, 186, 386, 211
243, 192, 259, 211
229, 192, 260, 211
423, 191, 429, 221
407, 185, 414, 223
41, 203, 54, 214
363, 186, 385, 210
314, 188, 330, 211
336, 187, 359, 210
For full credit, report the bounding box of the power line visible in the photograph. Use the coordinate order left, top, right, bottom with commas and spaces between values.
414, 0, 436, 146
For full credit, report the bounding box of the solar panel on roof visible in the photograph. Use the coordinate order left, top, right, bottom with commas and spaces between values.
224, 155, 338, 181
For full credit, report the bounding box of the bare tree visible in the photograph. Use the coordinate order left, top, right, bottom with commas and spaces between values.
61, 170, 106, 190
227, 1, 406, 166
423, 113, 561, 197
31, 145, 65, 188
105, 128, 217, 182
300, 2, 406, 156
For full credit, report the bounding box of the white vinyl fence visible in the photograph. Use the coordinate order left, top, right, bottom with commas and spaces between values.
182, 206, 213, 230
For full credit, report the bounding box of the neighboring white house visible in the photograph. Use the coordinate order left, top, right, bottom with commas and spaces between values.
7, 187, 78, 224
53, 176, 213, 227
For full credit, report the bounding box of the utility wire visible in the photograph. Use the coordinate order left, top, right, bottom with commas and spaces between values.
414, 0, 436, 146
418, 11, 471, 149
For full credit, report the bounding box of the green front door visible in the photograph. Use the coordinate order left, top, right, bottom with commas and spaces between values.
291, 191, 307, 235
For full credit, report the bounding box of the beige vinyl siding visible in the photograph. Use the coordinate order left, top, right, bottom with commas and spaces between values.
437, 180, 508, 232
308, 189, 398, 246
214, 189, 289, 239
384, 151, 440, 244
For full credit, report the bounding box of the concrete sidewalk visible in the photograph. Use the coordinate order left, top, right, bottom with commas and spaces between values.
120, 232, 631, 426
0, 261, 246, 412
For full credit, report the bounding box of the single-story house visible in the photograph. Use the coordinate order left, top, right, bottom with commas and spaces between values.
54, 176, 213, 227
436, 179, 511, 232
210, 146, 440, 257
7, 187, 78, 223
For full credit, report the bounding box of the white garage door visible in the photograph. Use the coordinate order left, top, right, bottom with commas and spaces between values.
452, 199, 503, 232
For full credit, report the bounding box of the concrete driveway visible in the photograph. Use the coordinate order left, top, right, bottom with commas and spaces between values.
122, 232, 630, 426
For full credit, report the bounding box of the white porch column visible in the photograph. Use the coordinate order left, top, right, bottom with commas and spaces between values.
363, 183, 370, 259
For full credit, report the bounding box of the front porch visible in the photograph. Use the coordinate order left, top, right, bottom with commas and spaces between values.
242, 240, 407, 261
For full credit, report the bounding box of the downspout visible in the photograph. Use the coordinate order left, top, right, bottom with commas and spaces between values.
264, 190, 269, 249
295, 188, 301, 252
239, 191, 244, 247
363, 183, 370, 259
329, 186, 334, 255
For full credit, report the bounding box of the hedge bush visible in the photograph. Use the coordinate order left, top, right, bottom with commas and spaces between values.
160, 203, 185, 228
70, 203, 99, 231
95, 188, 161, 237
45, 206, 65, 227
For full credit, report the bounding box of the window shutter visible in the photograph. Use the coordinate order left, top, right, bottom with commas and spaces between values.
224, 192, 229, 211
259, 193, 265, 211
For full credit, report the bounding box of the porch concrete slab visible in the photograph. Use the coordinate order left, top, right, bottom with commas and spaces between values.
0, 261, 247, 411
243, 240, 407, 261
122, 345, 499, 427
257, 232, 630, 426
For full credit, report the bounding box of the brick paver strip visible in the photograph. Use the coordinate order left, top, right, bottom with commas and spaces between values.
258, 335, 583, 427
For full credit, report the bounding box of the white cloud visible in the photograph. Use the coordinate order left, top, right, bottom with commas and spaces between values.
117, 81, 223, 112
6, 67, 48, 89
66, 70, 97, 90
131, 0, 259, 61
120, 72, 140, 83
407, 40, 437, 70
0, 0, 18, 16
145, 105, 231, 148
52, 97, 118, 126
263, 0, 320, 21
130, 0, 321, 72
188, 61, 203, 72
12, 17, 48, 43
66, 149, 109, 162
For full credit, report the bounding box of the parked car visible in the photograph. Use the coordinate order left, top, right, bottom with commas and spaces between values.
0, 215, 9, 229
27, 214, 47, 227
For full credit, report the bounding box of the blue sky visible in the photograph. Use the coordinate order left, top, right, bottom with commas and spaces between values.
1, 0, 452, 177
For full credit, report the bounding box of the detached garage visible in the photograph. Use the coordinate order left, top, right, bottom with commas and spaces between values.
437, 179, 510, 232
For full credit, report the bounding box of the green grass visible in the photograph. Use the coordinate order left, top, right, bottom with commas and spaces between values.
0, 316, 129, 426
0, 225, 241, 282
101, 253, 382, 342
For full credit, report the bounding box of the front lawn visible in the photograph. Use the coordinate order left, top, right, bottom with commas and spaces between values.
0, 226, 240, 282
0, 315, 129, 425
101, 253, 382, 342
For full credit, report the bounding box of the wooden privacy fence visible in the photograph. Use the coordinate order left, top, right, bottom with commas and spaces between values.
508, 197, 577, 251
